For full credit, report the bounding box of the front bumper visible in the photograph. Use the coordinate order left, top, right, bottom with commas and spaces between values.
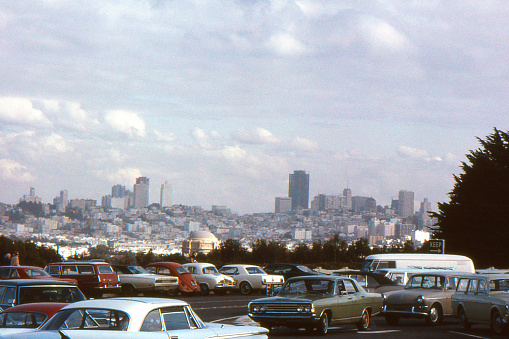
381, 304, 429, 318
248, 313, 318, 327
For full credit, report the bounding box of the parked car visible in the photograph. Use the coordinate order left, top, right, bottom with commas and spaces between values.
451, 273, 509, 334
0, 266, 77, 285
145, 262, 200, 295
331, 270, 402, 293
182, 263, 235, 296
375, 267, 454, 286
0, 297, 269, 339
0, 279, 86, 310
248, 275, 383, 335
112, 265, 179, 296
219, 264, 284, 295
44, 260, 120, 298
0, 302, 66, 336
381, 271, 465, 325
263, 263, 321, 281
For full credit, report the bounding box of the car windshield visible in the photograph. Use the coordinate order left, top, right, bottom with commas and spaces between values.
128, 266, 149, 274
176, 266, 191, 274
19, 286, 86, 304
25, 269, 51, 277
405, 275, 446, 289
42, 309, 129, 331
246, 267, 265, 274
202, 266, 219, 274
0, 311, 47, 328
297, 266, 314, 273
278, 278, 333, 296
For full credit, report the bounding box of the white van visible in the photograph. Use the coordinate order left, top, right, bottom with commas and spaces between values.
361, 253, 475, 273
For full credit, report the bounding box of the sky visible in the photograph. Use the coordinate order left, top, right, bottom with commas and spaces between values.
0, 1, 508, 215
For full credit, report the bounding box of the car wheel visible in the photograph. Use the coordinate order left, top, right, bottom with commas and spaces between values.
458, 307, 471, 330
240, 282, 252, 295
316, 313, 328, 336
122, 284, 136, 296
199, 284, 210, 296
491, 310, 506, 334
426, 304, 443, 325
385, 315, 399, 326
357, 309, 370, 331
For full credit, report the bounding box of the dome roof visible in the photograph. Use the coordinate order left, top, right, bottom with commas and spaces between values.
188, 231, 218, 240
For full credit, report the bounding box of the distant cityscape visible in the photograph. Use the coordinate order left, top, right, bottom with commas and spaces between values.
0, 170, 435, 259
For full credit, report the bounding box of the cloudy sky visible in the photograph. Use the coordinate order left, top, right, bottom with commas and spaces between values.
1, 1, 508, 214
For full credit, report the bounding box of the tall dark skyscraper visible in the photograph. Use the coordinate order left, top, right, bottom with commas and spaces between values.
288, 170, 309, 211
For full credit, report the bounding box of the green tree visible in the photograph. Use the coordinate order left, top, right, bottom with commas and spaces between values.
432, 128, 509, 268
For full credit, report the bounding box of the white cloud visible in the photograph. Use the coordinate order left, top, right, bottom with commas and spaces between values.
154, 130, 176, 142
104, 167, 142, 185
104, 110, 146, 137
291, 137, 319, 152
0, 97, 52, 127
231, 128, 278, 144
266, 32, 307, 56
0, 159, 35, 182
44, 133, 71, 152
358, 16, 413, 54
191, 127, 213, 149
397, 146, 442, 162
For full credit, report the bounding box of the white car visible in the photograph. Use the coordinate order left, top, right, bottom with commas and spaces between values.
183, 263, 235, 296
112, 265, 179, 296
1, 297, 269, 339
219, 264, 284, 295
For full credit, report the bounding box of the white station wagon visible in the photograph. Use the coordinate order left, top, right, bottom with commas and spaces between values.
219, 264, 284, 295
1, 297, 269, 339
183, 263, 235, 296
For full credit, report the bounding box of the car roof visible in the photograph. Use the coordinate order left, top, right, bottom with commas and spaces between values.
0, 266, 43, 270
2, 302, 67, 313
286, 275, 345, 281
62, 297, 188, 313
410, 271, 469, 277
183, 263, 215, 268
147, 262, 182, 267
47, 261, 111, 265
0, 279, 76, 286
460, 274, 509, 280
221, 264, 260, 268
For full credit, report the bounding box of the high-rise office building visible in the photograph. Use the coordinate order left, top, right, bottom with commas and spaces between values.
343, 188, 352, 210
275, 197, 292, 213
288, 170, 309, 211
112, 184, 128, 198
160, 181, 172, 208
133, 177, 149, 209
398, 190, 414, 218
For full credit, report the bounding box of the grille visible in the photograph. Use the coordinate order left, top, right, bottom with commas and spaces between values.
260, 303, 308, 313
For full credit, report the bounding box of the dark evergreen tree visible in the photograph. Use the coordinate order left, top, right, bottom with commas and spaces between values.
432, 128, 509, 268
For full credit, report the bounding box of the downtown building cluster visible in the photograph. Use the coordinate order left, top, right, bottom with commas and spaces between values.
0, 172, 436, 259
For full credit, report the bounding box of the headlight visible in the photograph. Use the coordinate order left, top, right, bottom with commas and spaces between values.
251, 305, 265, 313
297, 304, 312, 312
416, 295, 425, 304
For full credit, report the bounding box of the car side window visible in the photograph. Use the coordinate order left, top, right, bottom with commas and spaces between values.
220, 267, 237, 275
366, 276, 379, 287
343, 280, 358, 294
140, 309, 163, 331
187, 267, 196, 274
78, 266, 95, 274
47, 265, 60, 275
62, 265, 78, 275
477, 280, 487, 294
0, 286, 6, 302
160, 306, 194, 330
157, 267, 171, 275
457, 278, 469, 292
145, 267, 156, 274
9, 270, 20, 278
336, 280, 346, 295
3, 287, 16, 305
468, 279, 478, 293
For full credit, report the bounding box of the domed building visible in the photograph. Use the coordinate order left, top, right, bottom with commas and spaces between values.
181, 231, 220, 256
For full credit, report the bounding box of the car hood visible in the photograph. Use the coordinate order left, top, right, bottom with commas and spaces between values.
251, 294, 329, 303
385, 288, 446, 304
206, 322, 269, 336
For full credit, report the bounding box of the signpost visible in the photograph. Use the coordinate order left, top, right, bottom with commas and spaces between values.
429, 239, 444, 254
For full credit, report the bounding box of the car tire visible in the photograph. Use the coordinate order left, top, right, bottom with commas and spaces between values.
199, 284, 210, 296
356, 309, 370, 331
491, 310, 506, 334
458, 307, 471, 330
240, 282, 252, 295
385, 315, 399, 326
316, 312, 328, 336
122, 284, 136, 296
426, 304, 443, 325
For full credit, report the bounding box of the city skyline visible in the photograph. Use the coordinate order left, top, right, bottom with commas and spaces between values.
1, 2, 508, 214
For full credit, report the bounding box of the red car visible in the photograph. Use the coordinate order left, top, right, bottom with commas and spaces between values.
0, 302, 66, 331
146, 262, 200, 295
0, 266, 77, 285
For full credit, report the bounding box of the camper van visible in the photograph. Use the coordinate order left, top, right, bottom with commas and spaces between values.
361, 253, 475, 273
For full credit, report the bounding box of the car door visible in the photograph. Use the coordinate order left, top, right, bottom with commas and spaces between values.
343, 279, 365, 318
473, 278, 491, 324
332, 280, 353, 322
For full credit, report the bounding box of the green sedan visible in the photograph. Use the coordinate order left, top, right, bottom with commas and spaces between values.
248, 275, 383, 335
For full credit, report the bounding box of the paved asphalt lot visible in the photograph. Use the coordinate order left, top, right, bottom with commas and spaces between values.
169, 294, 503, 339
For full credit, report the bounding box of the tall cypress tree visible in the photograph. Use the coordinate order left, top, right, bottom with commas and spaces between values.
432, 128, 509, 268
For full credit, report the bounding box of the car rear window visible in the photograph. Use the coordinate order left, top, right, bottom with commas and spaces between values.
97, 266, 114, 274
0, 311, 47, 328
19, 286, 86, 304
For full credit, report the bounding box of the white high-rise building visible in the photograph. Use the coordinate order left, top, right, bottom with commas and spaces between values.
160, 181, 172, 208
133, 177, 149, 209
